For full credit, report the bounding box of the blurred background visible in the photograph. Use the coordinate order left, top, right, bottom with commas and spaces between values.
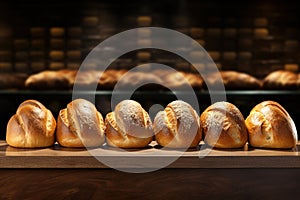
0, 0, 300, 139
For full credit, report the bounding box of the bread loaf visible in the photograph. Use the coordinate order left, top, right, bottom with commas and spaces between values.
200, 102, 248, 148
98, 69, 127, 90
6, 100, 56, 148
25, 70, 72, 90
154, 100, 202, 148
245, 101, 297, 148
205, 71, 262, 90
263, 70, 298, 89
115, 71, 163, 90
56, 99, 105, 147
105, 100, 153, 148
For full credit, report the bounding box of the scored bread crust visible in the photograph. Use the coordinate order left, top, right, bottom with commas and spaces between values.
245, 101, 297, 149
105, 100, 153, 148
56, 99, 105, 147
200, 101, 248, 148
153, 100, 202, 148
6, 100, 56, 148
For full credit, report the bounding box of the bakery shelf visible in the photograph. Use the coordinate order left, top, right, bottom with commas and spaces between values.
1, 140, 300, 169
1, 89, 300, 97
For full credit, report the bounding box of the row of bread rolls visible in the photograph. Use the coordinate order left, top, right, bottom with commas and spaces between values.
6, 99, 297, 149
24, 69, 205, 90
201, 101, 297, 149
20, 69, 300, 90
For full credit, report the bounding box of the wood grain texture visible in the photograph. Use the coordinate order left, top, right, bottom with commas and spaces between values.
1, 141, 300, 168
0, 169, 300, 199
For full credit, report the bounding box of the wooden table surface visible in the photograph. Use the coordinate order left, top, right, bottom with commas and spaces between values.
1, 140, 300, 199
1, 140, 300, 169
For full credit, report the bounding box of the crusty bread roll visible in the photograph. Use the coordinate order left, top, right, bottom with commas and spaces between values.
105, 100, 153, 148
205, 71, 262, 90
200, 102, 248, 148
154, 100, 202, 148
245, 101, 297, 149
263, 70, 298, 89
56, 99, 105, 147
6, 100, 56, 148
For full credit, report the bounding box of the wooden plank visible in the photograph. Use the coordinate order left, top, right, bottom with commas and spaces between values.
0, 168, 300, 199
1, 141, 300, 168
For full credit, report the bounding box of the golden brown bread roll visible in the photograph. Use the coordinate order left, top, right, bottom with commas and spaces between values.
245, 101, 297, 149
263, 70, 298, 89
56, 99, 105, 147
154, 100, 202, 148
151, 70, 204, 90
98, 69, 127, 90
71, 70, 100, 89
25, 70, 72, 90
105, 100, 153, 148
205, 71, 262, 90
200, 102, 248, 148
115, 71, 163, 90
6, 100, 56, 148
181, 72, 204, 90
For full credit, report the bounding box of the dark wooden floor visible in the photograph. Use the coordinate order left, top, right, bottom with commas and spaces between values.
0, 168, 299, 199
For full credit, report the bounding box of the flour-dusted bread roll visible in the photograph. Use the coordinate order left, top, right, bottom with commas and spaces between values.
153, 100, 202, 148
200, 102, 248, 148
245, 101, 297, 149
56, 99, 105, 147
6, 100, 56, 148
105, 100, 153, 148
263, 70, 298, 89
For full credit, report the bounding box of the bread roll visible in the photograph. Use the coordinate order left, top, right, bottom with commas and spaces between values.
200, 102, 248, 148
263, 70, 298, 89
71, 70, 100, 89
115, 71, 163, 90
56, 99, 105, 147
105, 100, 153, 148
6, 100, 56, 148
162, 71, 189, 90
245, 101, 297, 149
154, 100, 201, 148
181, 72, 204, 90
98, 69, 127, 90
25, 70, 72, 90
205, 71, 262, 90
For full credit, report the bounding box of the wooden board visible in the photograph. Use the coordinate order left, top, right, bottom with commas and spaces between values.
1, 140, 300, 169
1, 168, 300, 199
